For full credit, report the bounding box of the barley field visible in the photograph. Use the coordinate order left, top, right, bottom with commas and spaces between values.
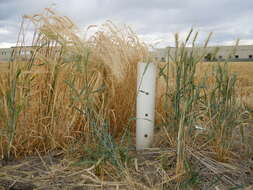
0, 8, 252, 190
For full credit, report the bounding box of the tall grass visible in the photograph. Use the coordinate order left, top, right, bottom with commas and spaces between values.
159, 30, 212, 177
0, 62, 22, 159
158, 31, 246, 182
0, 8, 148, 159
0, 8, 252, 189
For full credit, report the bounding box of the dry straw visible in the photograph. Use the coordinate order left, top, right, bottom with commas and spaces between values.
0, 8, 149, 158
0, 8, 252, 189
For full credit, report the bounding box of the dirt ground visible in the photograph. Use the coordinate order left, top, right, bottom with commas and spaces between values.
0, 148, 253, 190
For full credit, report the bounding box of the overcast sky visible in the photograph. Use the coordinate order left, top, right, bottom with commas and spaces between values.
1, 0, 253, 48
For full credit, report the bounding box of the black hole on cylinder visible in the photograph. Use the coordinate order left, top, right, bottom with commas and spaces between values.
145, 92, 149, 95
144, 134, 148, 138
145, 113, 148, 117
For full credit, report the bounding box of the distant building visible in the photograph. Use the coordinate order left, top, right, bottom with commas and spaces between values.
0, 48, 14, 62
153, 45, 253, 62
0, 46, 56, 63
0, 46, 32, 62
1, 45, 253, 63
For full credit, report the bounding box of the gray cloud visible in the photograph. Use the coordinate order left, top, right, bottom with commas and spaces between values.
0, 0, 253, 47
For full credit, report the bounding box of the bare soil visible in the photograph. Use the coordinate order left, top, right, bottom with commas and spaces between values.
0, 148, 252, 190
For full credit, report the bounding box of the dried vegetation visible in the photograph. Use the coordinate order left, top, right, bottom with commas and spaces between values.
0, 8, 252, 190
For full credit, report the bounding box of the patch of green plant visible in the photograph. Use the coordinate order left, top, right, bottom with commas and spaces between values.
4, 67, 23, 160
206, 62, 241, 160
179, 160, 201, 189
85, 121, 132, 169
65, 50, 132, 172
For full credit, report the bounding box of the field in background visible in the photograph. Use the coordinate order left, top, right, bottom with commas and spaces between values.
0, 9, 253, 190
2, 61, 253, 109
198, 62, 253, 111
157, 61, 253, 104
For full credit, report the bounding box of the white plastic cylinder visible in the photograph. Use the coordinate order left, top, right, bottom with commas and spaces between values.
136, 62, 157, 150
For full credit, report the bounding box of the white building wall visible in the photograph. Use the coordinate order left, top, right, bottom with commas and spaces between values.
0, 48, 13, 62
153, 45, 253, 62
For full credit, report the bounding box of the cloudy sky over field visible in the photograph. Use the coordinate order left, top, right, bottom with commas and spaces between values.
1, 0, 253, 48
